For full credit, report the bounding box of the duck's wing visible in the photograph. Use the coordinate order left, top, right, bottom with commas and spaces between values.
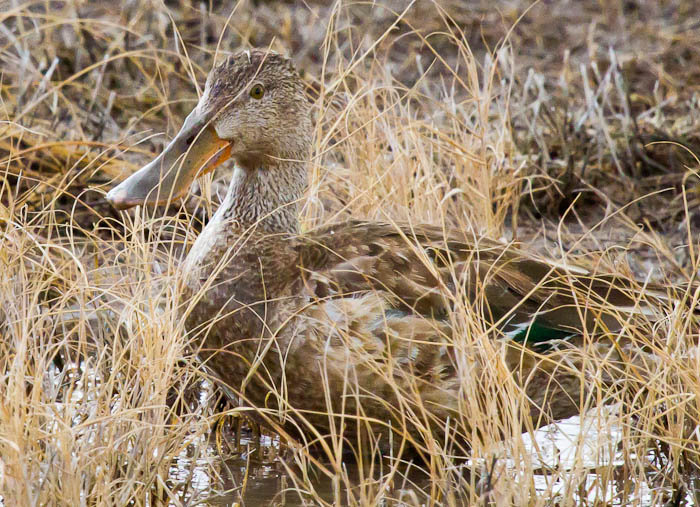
268, 221, 680, 433
294, 221, 670, 346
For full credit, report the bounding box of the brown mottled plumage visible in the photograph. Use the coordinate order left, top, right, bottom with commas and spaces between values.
107, 49, 679, 453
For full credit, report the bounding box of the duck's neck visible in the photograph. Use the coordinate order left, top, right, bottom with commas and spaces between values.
222, 158, 306, 233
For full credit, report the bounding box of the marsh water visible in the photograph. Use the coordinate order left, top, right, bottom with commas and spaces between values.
165, 411, 698, 506
168, 420, 436, 505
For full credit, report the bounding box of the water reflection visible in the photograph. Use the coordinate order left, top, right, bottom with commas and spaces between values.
169, 427, 308, 506
166, 409, 698, 506
169, 426, 436, 506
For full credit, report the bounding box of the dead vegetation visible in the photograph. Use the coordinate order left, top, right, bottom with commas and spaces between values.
1, 0, 700, 505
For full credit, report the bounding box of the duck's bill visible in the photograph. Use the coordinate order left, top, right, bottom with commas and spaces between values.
106, 110, 232, 210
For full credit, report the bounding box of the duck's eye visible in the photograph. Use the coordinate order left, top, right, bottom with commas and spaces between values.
249, 84, 265, 100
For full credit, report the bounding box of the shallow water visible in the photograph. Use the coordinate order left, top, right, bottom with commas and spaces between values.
168, 429, 435, 506
166, 410, 698, 506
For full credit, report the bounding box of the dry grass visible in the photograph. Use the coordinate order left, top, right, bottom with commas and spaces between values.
2, 0, 700, 505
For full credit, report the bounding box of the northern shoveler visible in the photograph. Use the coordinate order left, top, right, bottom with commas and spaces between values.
107, 49, 681, 454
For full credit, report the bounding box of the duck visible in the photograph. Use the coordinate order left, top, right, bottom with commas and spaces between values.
106, 49, 682, 455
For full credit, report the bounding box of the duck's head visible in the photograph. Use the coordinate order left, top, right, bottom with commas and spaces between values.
106, 49, 311, 210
